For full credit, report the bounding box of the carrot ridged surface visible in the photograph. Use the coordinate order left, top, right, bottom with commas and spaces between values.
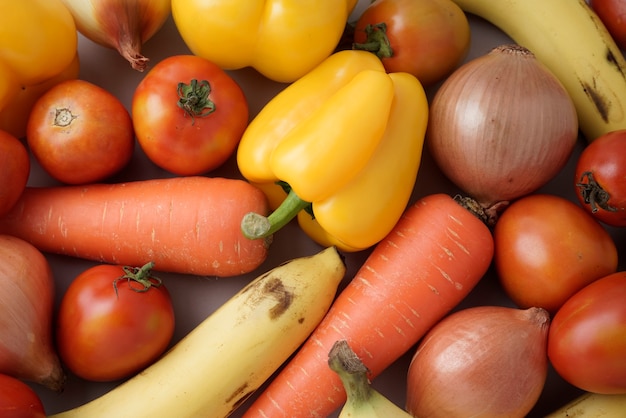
0, 176, 270, 276
242, 193, 494, 417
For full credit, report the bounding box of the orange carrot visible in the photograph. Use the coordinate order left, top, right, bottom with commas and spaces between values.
0, 176, 271, 277
242, 193, 494, 417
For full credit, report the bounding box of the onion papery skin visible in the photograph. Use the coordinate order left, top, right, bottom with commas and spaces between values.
426, 44, 578, 220
60, 0, 171, 71
406, 306, 550, 418
0, 235, 65, 392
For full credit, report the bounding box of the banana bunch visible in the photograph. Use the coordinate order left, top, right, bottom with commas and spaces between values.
49, 247, 347, 418
546, 392, 626, 417
329, 340, 413, 418
451, 0, 626, 142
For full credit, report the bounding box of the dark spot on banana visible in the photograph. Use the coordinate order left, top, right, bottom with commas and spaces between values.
264, 277, 293, 319
226, 382, 253, 411
581, 79, 610, 123
605, 47, 626, 81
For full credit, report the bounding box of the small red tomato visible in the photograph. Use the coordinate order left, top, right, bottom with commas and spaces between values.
26, 79, 134, 185
353, 0, 471, 85
589, 0, 626, 50
132, 55, 249, 175
56, 262, 175, 382
494, 194, 618, 313
0, 373, 46, 418
549, 271, 626, 394
575, 129, 626, 227
0, 130, 29, 217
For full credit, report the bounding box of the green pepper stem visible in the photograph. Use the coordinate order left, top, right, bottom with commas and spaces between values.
241, 189, 311, 240
352, 23, 393, 60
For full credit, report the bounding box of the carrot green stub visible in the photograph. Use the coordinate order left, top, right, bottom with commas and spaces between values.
238, 50, 429, 252
241, 193, 495, 418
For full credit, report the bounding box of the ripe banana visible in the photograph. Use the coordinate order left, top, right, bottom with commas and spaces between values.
451, 0, 626, 142
49, 247, 346, 418
545, 392, 626, 417
329, 340, 412, 418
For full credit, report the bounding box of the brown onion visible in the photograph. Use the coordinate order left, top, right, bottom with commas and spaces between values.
0, 235, 65, 392
406, 306, 550, 418
60, 0, 171, 71
427, 44, 578, 222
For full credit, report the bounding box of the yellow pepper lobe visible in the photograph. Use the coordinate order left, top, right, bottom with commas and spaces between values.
312, 72, 429, 250
269, 70, 395, 203
236, 50, 386, 184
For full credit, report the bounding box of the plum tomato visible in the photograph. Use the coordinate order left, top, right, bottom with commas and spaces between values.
26, 79, 134, 185
589, 0, 626, 50
493, 194, 618, 314
56, 262, 175, 382
132, 55, 249, 175
548, 271, 626, 394
0, 130, 29, 217
575, 129, 626, 227
352, 0, 471, 85
0, 373, 46, 418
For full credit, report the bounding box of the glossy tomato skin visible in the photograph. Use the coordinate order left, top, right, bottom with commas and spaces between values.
56, 264, 175, 382
0, 130, 29, 217
132, 55, 249, 175
0, 373, 46, 418
575, 129, 626, 227
548, 271, 626, 394
494, 194, 618, 314
589, 0, 626, 50
26, 79, 134, 185
353, 0, 470, 85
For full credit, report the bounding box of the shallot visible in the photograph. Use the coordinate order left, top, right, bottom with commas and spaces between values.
427, 44, 578, 223
406, 305, 550, 417
0, 235, 65, 392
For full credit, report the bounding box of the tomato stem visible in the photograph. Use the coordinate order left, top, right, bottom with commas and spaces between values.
352, 23, 394, 59
176, 79, 216, 125
113, 261, 162, 297
576, 171, 618, 213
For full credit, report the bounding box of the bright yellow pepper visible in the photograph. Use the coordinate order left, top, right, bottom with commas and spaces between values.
0, 0, 78, 137
237, 50, 429, 252
170, 0, 358, 83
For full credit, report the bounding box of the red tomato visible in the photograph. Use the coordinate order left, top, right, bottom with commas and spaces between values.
494, 194, 618, 313
548, 271, 626, 394
132, 55, 249, 175
589, 0, 626, 50
26, 79, 134, 185
56, 262, 175, 382
0, 130, 29, 217
353, 0, 471, 85
0, 374, 45, 418
575, 129, 626, 227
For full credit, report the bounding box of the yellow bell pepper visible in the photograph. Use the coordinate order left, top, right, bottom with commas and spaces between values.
0, 0, 78, 137
237, 50, 429, 251
170, 0, 358, 83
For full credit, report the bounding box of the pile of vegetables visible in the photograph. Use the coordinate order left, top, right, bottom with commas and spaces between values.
0, 0, 625, 417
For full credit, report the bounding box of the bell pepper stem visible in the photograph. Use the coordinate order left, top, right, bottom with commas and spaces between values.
352, 23, 393, 60
241, 189, 311, 239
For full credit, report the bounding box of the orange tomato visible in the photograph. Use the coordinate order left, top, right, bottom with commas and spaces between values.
0, 130, 29, 217
26, 79, 134, 185
493, 194, 618, 313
